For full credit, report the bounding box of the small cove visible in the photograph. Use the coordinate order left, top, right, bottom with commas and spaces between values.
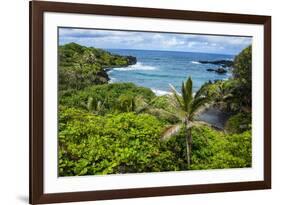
197, 107, 230, 130
107, 49, 233, 94
107, 49, 232, 128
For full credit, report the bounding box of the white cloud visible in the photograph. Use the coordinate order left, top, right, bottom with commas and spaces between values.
59, 28, 252, 55
163, 37, 185, 47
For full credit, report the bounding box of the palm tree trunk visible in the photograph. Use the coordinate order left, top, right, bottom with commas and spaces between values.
185, 127, 192, 169
185, 134, 191, 169
188, 128, 192, 155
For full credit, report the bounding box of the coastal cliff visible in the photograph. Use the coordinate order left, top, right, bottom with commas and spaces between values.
58, 42, 136, 90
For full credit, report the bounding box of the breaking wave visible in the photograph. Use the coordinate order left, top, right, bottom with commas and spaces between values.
151, 89, 172, 96
191, 61, 201, 64
113, 62, 157, 71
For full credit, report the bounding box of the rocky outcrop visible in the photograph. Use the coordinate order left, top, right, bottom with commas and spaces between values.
126, 56, 137, 65
199, 60, 233, 67
216, 67, 227, 74
206, 67, 227, 74
58, 43, 137, 90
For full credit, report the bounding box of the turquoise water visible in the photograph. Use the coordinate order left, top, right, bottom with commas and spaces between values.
107, 49, 234, 95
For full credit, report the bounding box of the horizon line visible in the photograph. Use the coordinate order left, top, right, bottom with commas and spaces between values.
59, 42, 243, 56
105, 47, 236, 56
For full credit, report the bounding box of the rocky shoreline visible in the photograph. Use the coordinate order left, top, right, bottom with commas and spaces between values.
199, 60, 233, 67
200, 59, 233, 75
59, 43, 138, 90
104, 55, 137, 81
206, 67, 228, 74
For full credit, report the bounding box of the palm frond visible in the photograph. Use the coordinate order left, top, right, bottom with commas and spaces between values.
186, 120, 212, 129
161, 124, 182, 141
87, 97, 94, 112
194, 81, 211, 99
181, 81, 188, 111
189, 96, 210, 119
180, 77, 193, 112
166, 94, 187, 120
135, 96, 158, 114
190, 120, 223, 131
169, 83, 184, 110
185, 77, 193, 104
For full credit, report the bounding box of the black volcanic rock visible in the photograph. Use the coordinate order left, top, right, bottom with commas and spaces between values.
206, 67, 227, 74
215, 67, 227, 74
199, 60, 233, 67
126, 56, 137, 65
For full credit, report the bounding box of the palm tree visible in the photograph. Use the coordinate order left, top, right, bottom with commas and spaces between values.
162, 77, 210, 168
117, 95, 160, 113
81, 97, 105, 114
117, 94, 136, 112
214, 81, 234, 111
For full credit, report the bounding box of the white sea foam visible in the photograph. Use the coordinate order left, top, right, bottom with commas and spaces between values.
152, 89, 172, 96
113, 62, 157, 71
191, 61, 201, 64
109, 77, 116, 83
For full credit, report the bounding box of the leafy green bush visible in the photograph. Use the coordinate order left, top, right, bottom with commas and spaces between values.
225, 112, 251, 134
196, 79, 244, 112
148, 95, 179, 123
190, 125, 252, 169
58, 107, 181, 176
233, 46, 252, 84
162, 125, 252, 170
59, 83, 155, 113
59, 106, 252, 176
232, 45, 252, 108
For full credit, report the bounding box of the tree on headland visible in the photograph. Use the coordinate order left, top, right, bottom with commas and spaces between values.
232, 45, 252, 111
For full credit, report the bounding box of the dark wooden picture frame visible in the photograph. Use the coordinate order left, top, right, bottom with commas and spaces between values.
30, 1, 271, 204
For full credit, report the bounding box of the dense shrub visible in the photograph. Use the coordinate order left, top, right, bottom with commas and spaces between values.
233, 45, 252, 108
190, 125, 252, 169
149, 95, 179, 123
59, 106, 252, 175
225, 112, 252, 134
162, 125, 252, 170
59, 83, 156, 113
233, 46, 252, 85
58, 107, 181, 176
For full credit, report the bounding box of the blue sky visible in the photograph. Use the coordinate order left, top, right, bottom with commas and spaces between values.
59, 28, 252, 55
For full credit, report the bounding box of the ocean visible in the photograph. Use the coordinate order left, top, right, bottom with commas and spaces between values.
107, 49, 234, 95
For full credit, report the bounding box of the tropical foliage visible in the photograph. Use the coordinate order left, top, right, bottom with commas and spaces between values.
59, 43, 136, 90
59, 107, 181, 175
161, 77, 210, 168
58, 43, 252, 176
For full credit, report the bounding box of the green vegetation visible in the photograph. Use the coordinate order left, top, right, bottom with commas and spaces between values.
58, 43, 252, 176
59, 82, 155, 114
161, 77, 210, 168
190, 126, 251, 169
225, 112, 252, 134
165, 125, 251, 170
59, 107, 182, 175
59, 43, 136, 90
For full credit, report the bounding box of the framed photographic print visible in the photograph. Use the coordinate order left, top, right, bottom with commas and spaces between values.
30, 1, 271, 204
